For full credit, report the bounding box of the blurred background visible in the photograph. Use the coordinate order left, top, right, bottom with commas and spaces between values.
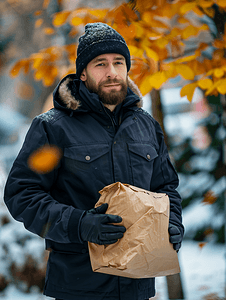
0, 0, 225, 299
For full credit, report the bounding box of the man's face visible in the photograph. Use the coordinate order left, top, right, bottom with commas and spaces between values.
80, 53, 128, 106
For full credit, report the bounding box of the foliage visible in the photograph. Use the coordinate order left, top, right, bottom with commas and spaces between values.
8, 0, 226, 102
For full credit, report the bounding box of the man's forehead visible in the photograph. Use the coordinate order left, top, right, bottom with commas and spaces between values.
92, 53, 125, 62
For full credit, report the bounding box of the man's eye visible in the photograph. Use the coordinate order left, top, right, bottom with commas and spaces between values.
96, 63, 105, 67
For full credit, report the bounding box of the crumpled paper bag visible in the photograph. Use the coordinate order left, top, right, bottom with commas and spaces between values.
88, 182, 180, 278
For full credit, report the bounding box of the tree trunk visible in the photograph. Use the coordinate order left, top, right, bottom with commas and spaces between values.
150, 89, 168, 147
150, 88, 184, 299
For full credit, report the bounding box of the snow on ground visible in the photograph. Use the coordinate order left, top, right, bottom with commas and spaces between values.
0, 240, 225, 300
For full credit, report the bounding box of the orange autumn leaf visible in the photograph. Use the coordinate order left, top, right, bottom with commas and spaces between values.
35, 18, 43, 28
198, 0, 214, 8
28, 145, 62, 174
53, 11, 71, 27
198, 242, 207, 249
10, 59, 30, 77
202, 190, 218, 205
70, 16, 84, 27
180, 82, 197, 102
44, 27, 55, 35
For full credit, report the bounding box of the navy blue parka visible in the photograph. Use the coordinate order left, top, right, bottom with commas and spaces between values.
4, 75, 184, 300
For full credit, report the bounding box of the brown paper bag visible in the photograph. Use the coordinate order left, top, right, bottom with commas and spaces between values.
88, 182, 180, 278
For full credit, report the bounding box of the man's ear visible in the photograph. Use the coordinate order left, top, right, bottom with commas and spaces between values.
80, 69, 87, 81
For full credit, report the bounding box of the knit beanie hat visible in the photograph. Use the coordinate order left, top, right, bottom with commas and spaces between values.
76, 23, 131, 78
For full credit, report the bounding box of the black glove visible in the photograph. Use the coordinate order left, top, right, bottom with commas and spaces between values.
168, 223, 182, 252
80, 203, 126, 245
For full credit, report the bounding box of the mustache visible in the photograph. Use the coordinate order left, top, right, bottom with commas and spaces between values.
100, 78, 123, 86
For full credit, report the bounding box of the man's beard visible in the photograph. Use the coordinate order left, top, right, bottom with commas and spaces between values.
85, 75, 128, 106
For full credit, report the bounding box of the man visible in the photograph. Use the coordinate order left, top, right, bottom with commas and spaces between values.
4, 23, 184, 300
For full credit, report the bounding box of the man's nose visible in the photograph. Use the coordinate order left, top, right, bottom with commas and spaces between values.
106, 64, 117, 78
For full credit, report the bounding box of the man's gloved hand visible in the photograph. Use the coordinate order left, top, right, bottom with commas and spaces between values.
168, 223, 183, 252
80, 203, 126, 245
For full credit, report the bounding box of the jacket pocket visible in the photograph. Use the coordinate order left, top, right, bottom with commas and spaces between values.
127, 143, 158, 189
64, 143, 110, 173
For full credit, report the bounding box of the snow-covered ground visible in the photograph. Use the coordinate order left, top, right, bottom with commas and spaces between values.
0, 240, 225, 300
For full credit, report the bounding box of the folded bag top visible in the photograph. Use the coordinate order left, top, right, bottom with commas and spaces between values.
88, 182, 180, 278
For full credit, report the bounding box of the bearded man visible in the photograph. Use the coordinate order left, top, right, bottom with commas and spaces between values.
4, 23, 184, 300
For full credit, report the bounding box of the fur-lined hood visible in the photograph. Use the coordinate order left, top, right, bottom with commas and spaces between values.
53, 74, 143, 112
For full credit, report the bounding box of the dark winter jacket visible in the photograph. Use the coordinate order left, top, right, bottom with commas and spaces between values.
4, 74, 184, 300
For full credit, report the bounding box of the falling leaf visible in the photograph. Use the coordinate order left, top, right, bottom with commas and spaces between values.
180, 82, 197, 102
53, 11, 71, 27
28, 145, 62, 174
202, 190, 218, 205
198, 242, 207, 249
175, 64, 195, 80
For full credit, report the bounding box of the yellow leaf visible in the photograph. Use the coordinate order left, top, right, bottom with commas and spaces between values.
128, 45, 143, 58
150, 72, 167, 89
180, 83, 197, 102
88, 8, 108, 19
214, 68, 224, 78
70, 16, 84, 26
216, 79, 226, 94
35, 18, 43, 28
175, 64, 195, 80
43, 76, 56, 87
53, 11, 71, 27
198, 0, 214, 8
144, 47, 159, 62
182, 25, 199, 39
139, 74, 153, 95
197, 78, 213, 90
175, 54, 197, 64
155, 37, 168, 49
180, 2, 197, 14
44, 27, 55, 35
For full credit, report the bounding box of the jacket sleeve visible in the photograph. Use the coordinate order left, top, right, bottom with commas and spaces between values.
150, 121, 184, 237
4, 116, 85, 244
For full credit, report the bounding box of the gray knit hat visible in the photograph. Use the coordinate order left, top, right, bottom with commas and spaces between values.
76, 23, 131, 78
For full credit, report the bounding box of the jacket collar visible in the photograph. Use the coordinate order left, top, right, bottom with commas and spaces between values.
53, 74, 143, 113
